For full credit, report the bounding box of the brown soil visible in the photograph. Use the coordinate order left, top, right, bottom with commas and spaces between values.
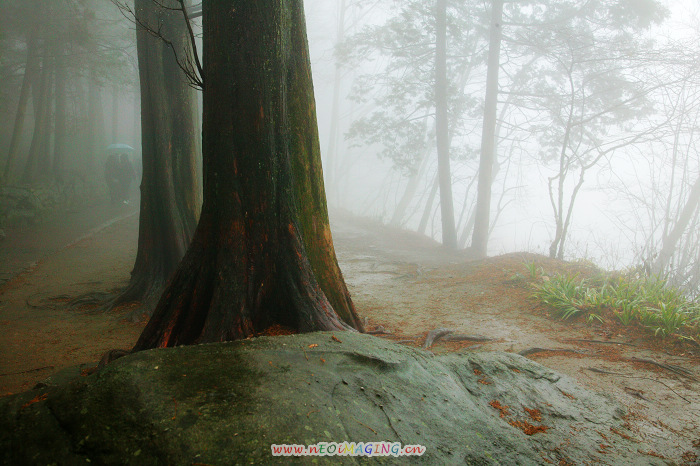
0, 209, 698, 464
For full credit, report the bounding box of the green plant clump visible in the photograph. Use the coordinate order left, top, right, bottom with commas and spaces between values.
529, 266, 700, 340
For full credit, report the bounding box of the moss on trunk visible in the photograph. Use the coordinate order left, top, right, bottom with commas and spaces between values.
133, 0, 361, 350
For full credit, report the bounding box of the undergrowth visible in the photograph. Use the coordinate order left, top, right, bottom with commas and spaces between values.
525, 260, 700, 342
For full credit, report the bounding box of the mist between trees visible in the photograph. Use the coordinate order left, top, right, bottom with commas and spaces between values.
1, 0, 699, 298
310, 0, 700, 297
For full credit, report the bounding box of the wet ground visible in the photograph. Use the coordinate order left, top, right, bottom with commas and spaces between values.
0, 208, 698, 463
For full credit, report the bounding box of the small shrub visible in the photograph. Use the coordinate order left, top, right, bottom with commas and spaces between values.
531, 268, 700, 340
523, 261, 542, 280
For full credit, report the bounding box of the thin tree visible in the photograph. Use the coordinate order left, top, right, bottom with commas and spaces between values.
470, 0, 503, 258
652, 175, 700, 275
3, 30, 39, 182
434, 0, 457, 249
134, 0, 363, 350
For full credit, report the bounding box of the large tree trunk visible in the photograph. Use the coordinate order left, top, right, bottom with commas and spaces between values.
286, 2, 363, 330
434, 0, 457, 249
3, 31, 39, 182
134, 0, 362, 350
111, 0, 201, 318
471, 0, 503, 258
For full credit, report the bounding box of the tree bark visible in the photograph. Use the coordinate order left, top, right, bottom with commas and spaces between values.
471, 0, 503, 258
133, 0, 362, 350
287, 2, 363, 330
434, 0, 457, 249
111, 0, 201, 317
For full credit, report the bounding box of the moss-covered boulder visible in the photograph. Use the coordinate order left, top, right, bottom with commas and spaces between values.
0, 332, 660, 465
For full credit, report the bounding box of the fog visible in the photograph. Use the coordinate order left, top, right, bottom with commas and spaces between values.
1, 1, 700, 462
305, 0, 700, 281
2, 1, 698, 282
0, 0, 697, 283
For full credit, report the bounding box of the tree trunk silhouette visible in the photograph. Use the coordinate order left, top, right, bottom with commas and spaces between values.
110, 0, 201, 318
418, 173, 439, 236
133, 0, 362, 350
324, 0, 347, 205
3, 31, 39, 182
86, 68, 104, 174
471, 0, 503, 258
434, 0, 457, 249
53, 45, 67, 183
22, 46, 52, 185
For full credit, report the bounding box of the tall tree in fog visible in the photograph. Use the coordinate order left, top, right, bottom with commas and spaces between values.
1, 0, 135, 186
3, 31, 39, 182
341, 0, 481, 239
324, 0, 347, 206
613, 55, 700, 292
134, 0, 363, 349
110, 0, 201, 318
500, 0, 668, 259
20, 41, 52, 184
650, 58, 700, 280
470, 0, 503, 258
653, 176, 700, 276
434, 0, 457, 248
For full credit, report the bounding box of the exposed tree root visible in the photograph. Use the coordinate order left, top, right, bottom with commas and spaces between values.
586, 367, 691, 403
629, 357, 697, 382
26, 291, 117, 312
443, 334, 495, 343
98, 349, 131, 369
423, 328, 454, 348
423, 328, 496, 349
366, 326, 389, 335
518, 347, 588, 357
68, 292, 118, 310
0, 365, 54, 377
564, 339, 637, 347
623, 387, 650, 401
29, 279, 164, 321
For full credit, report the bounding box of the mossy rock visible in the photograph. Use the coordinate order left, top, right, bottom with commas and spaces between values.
0, 332, 661, 465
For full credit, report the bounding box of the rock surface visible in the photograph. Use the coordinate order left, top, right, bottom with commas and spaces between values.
0, 332, 662, 465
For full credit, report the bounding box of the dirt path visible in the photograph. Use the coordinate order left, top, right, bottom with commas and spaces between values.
0, 202, 138, 286
0, 212, 144, 395
0, 210, 698, 463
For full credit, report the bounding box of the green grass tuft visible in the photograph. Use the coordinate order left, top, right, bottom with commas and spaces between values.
527, 263, 700, 340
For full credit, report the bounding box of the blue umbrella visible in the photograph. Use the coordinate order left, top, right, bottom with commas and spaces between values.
105, 143, 135, 153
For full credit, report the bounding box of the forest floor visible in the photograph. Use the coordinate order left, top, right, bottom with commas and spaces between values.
0, 207, 698, 464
